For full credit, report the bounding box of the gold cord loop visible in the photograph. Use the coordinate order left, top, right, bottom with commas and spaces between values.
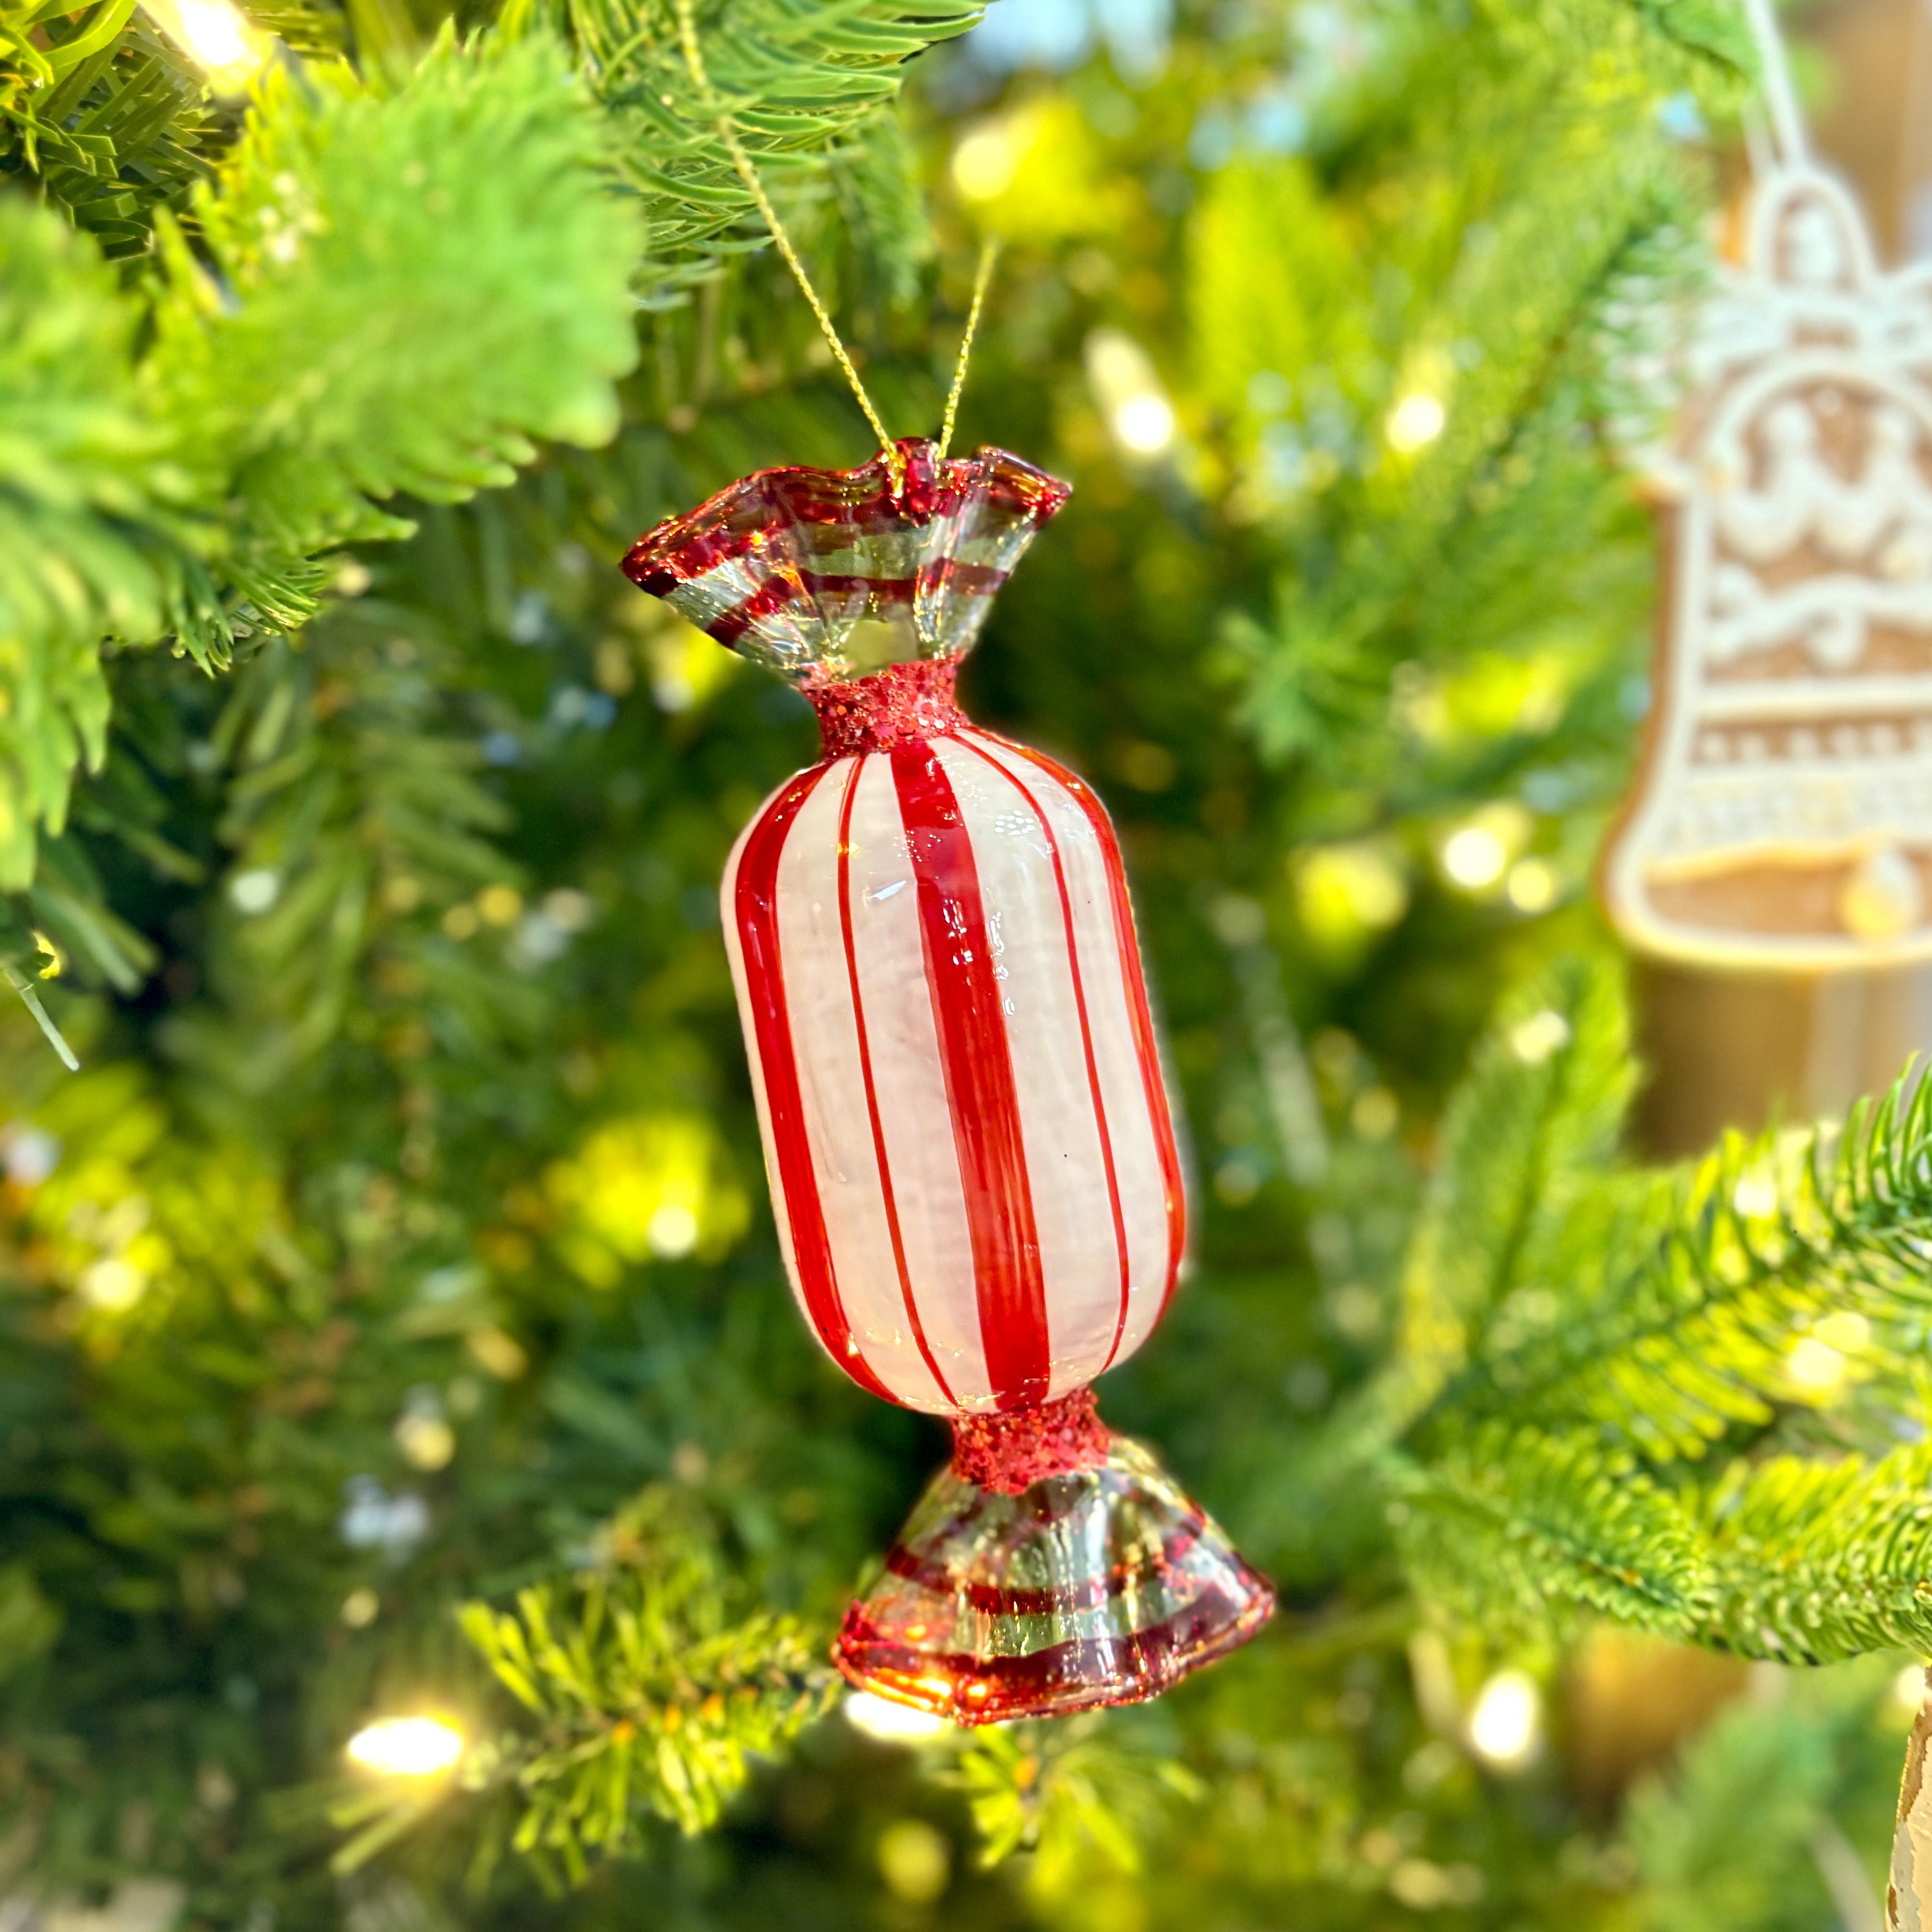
674, 0, 901, 485
937, 239, 997, 462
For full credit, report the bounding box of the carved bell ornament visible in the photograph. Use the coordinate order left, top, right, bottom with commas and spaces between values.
1601, 164, 1932, 968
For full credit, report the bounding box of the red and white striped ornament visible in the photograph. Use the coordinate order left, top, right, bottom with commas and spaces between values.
722, 695, 1185, 1415
624, 439, 1272, 1721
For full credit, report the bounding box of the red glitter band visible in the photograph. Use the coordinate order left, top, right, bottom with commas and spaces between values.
809, 659, 965, 758
949, 1388, 1114, 1496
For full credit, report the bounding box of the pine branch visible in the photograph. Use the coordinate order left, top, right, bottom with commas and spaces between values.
0, 192, 231, 890
450, 1487, 838, 1878
0, 27, 639, 895
167, 624, 533, 1098
0, 10, 225, 256
147, 28, 642, 564
1623, 0, 1757, 78
1366, 967, 1932, 1662
521, 0, 979, 298
1622, 1689, 1847, 1932
1218, 0, 1716, 778
1396, 953, 1633, 1399
1302, 953, 1636, 1499
941, 1716, 1203, 1880
1391, 1424, 1711, 1639
1448, 1074, 1932, 1461
1695, 1444, 1932, 1663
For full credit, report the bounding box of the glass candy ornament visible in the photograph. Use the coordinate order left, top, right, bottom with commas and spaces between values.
623, 439, 1275, 1723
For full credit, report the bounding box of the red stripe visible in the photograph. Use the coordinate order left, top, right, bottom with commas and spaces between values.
733, 764, 894, 1402
979, 733, 1186, 1319
836, 759, 956, 1407
953, 734, 1133, 1372
890, 741, 1052, 1410
710, 573, 803, 649
883, 1523, 1206, 1616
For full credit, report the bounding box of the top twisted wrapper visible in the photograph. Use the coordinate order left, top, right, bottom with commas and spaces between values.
621, 438, 1071, 686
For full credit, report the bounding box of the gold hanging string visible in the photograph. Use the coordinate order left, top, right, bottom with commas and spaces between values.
674, 0, 900, 481
937, 238, 997, 461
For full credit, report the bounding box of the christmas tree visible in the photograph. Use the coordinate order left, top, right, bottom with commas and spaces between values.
5, 0, 1931, 1926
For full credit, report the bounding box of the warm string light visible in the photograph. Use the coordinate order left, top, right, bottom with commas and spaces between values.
139, 0, 274, 92
345, 1715, 466, 1777
1438, 803, 1533, 897
1385, 390, 1447, 453
1085, 329, 1178, 458
1786, 1310, 1870, 1394
1465, 1669, 1541, 1771
843, 1689, 950, 1743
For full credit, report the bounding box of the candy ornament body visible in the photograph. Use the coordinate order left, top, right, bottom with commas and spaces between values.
624, 439, 1273, 1722
722, 661, 1182, 1414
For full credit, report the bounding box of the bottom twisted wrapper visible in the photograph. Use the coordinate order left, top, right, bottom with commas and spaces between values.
835, 1399, 1275, 1725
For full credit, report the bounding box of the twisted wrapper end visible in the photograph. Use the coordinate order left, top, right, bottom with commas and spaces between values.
620, 439, 1070, 688
836, 1399, 1274, 1725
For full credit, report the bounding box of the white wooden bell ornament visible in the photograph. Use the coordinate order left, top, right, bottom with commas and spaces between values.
1602, 163, 1932, 966
1602, 0, 1932, 969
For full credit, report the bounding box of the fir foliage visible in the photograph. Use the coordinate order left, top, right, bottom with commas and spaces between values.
1206, 0, 1740, 823
1347, 965, 1932, 1663
0, 3, 226, 254
0, 28, 645, 892
449, 1488, 837, 1876
1623, 1660, 1903, 1932
510, 0, 981, 297
5, 0, 1932, 1925
145, 30, 643, 581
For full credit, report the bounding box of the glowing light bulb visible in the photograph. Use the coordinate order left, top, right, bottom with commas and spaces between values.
1387, 391, 1447, 453
1441, 826, 1507, 890
844, 1690, 949, 1743
1466, 1669, 1540, 1771
1787, 1335, 1847, 1393
1815, 1310, 1870, 1353
1896, 1662, 1928, 1713
142, 0, 273, 92
645, 1203, 699, 1258
78, 1257, 148, 1311
1085, 329, 1179, 462
395, 1411, 455, 1471
1508, 1009, 1570, 1066
345, 1715, 466, 1777
1112, 392, 1177, 455
1505, 858, 1559, 913
952, 124, 1023, 203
